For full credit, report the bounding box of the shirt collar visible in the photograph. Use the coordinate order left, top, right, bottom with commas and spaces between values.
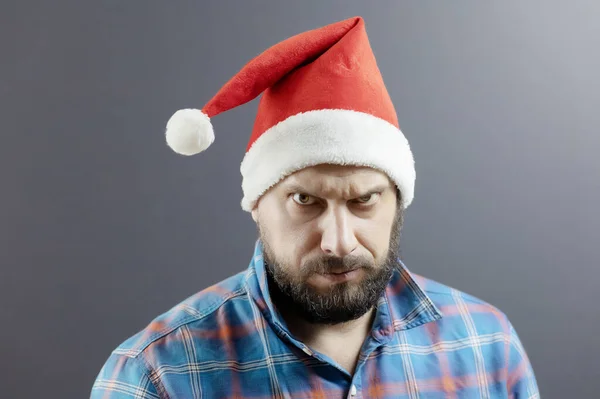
245, 240, 442, 340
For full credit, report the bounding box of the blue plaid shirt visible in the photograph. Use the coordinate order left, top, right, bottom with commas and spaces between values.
92, 240, 539, 398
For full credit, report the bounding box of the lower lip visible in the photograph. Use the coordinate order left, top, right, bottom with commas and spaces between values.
320, 269, 361, 283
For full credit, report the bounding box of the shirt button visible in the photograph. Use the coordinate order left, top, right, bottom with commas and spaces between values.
350, 384, 357, 396
301, 345, 312, 356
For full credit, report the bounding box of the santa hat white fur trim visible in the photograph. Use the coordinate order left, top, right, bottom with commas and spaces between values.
240, 109, 415, 211
166, 109, 215, 156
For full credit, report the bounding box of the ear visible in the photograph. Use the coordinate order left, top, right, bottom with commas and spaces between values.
251, 208, 259, 223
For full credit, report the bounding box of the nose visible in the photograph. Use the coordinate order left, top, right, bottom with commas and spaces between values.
319, 208, 358, 257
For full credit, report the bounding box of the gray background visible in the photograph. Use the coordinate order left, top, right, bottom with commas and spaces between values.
1, 1, 598, 398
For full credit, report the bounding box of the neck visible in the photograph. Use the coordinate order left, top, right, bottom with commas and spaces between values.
286, 308, 375, 339
280, 306, 376, 374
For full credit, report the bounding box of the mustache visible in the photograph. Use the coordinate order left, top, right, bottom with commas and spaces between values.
300, 255, 375, 275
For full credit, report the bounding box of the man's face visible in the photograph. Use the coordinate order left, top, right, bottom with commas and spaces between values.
252, 164, 403, 325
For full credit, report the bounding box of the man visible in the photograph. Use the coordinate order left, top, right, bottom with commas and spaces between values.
92, 16, 539, 398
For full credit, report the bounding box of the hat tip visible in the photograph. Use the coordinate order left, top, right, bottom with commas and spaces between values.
165, 109, 214, 156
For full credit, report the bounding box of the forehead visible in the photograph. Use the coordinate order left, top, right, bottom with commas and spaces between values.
278, 164, 393, 196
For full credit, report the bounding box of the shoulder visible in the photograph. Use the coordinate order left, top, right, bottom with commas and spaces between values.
112, 270, 249, 359
413, 272, 499, 305
407, 273, 540, 396
91, 271, 251, 397
412, 272, 514, 335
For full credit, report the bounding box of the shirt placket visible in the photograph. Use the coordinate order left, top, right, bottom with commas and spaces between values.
348, 326, 394, 399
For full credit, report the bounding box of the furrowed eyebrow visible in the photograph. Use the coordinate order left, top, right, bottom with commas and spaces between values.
283, 183, 316, 195
282, 183, 390, 198
357, 185, 390, 197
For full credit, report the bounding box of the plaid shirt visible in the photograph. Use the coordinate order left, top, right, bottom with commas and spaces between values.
91, 241, 539, 398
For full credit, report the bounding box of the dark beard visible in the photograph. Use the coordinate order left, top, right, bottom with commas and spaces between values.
261, 202, 403, 325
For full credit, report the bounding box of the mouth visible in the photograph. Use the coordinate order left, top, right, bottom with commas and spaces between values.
318, 268, 362, 283
327, 268, 357, 275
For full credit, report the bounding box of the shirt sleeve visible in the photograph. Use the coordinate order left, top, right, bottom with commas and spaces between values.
506, 323, 540, 399
90, 353, 161, 399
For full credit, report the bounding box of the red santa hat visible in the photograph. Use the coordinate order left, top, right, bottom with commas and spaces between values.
165, 16, 415, 211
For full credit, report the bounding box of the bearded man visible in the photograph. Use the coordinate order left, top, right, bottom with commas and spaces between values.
92, 16, 539, 399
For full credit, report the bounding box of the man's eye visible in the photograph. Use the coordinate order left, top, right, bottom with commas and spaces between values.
292, 193, 316, 205
355, 193, 379, 204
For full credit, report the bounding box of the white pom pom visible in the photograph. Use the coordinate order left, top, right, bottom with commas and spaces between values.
165, 109, 215, 155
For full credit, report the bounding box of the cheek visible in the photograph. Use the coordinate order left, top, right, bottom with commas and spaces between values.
262, 208, 318, 267
355, 214, 396, 260
285, 224, 321, 268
